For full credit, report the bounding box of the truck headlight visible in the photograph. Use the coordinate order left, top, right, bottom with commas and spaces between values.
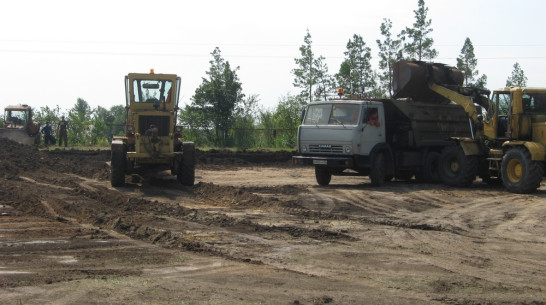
345, 146, 351, 153
302, 145, 308, 153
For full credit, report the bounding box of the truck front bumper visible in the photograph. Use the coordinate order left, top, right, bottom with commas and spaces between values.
292, 156, 354, 167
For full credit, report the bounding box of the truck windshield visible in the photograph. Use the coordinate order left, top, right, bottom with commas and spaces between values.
133, 79, 173, 104
303, 103, 360, 125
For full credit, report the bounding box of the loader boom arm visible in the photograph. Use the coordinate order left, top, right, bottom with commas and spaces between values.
427, 82, 481, 124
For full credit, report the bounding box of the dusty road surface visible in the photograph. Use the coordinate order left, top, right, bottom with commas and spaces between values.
1, 138, 545, 304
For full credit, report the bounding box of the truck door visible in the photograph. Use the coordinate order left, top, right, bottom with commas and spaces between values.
358, 105, 385, 156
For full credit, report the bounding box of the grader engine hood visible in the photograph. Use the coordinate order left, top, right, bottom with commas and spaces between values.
135, 114, 173, 155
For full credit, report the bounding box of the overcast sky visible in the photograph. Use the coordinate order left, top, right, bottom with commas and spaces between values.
1, 0, 545, 116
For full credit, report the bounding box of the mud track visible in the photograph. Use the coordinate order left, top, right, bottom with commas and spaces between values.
1, 139, 545, 304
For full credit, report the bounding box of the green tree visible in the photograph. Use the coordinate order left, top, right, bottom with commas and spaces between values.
376, 18, 403, 98
314, 56, 334, 100
292, 29, 319, 103
337, 34, 375, 97
257, 108, 276, 147
272, 94, 306, 148
190, 47, 244, 145
108, 105, 126, 136
232, 94, 260, 148
35, 105, 62, 137
506, 62, 528, 87
179, 104, 214, 146
400, 0, 437, 61
66, 98, 92, 145
456, 37, 487, 89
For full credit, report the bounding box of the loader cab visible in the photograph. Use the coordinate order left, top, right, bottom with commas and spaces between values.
484, 91, 511, 139
485, 88, 546, 141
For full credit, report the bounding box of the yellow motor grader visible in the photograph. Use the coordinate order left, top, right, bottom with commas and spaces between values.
110, 70, 195, 187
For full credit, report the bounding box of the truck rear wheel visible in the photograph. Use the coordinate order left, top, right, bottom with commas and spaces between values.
315, 167, 331, 186
111, 149, 126, 187
370, 152, 386, 186
501, 147, 543, 193
422, 151, 440, 182
178, 142, 195, 186
438, 145, 477, 187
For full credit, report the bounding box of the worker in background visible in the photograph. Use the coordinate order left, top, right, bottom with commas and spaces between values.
58, 116, 69, 147
41, 121, 54, 146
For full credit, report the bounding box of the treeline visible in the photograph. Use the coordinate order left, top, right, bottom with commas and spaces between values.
2, 0, 529, 149
180, 0, 528, 148
29, 99, 125, 147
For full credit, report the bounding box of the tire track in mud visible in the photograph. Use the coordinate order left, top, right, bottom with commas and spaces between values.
298, 183, 546, 293
7, 176, 356, 266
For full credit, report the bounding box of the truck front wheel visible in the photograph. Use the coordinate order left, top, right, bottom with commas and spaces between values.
315, 167, 331, 186
501, 147, 543, 193
370, 152, 386, 186
438, 145, 477, 187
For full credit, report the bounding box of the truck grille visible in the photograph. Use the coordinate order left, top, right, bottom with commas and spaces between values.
309, 144, 343, 153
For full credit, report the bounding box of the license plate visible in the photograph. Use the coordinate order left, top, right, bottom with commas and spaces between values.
313, 159, 327, 165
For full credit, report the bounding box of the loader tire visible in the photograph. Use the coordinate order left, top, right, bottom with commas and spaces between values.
438, 145, 477, 187
501, 147, 543, 193
370, 152, 386, 186
178, 142, 195, 186
111, 149, 126, 187
315, 166, 332, 186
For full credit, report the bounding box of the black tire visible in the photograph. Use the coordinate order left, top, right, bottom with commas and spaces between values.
178, 142, 195, 186
438, 145, 477, 187
315, 167, 332, 186
422, 151, 440, 182
111, 148, 126, 187
501, 147, 543, 193
370, 152, 386, 186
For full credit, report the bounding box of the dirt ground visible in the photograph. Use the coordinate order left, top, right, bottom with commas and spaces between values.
0, 138, 545, 305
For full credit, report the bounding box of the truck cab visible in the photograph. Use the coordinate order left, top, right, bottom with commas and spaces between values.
293, 99, 390, 186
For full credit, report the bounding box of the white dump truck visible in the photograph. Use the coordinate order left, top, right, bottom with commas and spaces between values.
292, 97, 472, 186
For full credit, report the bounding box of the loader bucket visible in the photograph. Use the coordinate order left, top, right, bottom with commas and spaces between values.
393, 60, 464, 103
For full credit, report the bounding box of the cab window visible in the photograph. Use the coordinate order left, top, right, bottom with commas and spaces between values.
133, 79, 173, 103
522, 93, 546, 112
